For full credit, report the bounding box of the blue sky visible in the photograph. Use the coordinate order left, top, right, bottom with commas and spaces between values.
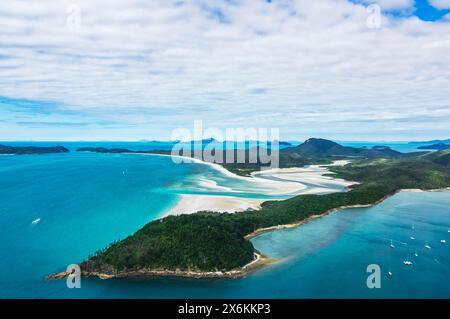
415, 0, 450, 19
1, 0, 450, 141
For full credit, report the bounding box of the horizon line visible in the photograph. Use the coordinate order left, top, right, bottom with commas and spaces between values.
1, 138, 449, 143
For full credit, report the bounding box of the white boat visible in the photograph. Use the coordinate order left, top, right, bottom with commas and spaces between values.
390, 240, 395, 249
388, 271, 393, 276
425, 243, 431, 249
31, 218, 41, 225
415, 251, 419, 257
409, 224, 417, 240
403, 252, 413, 266
441, 240, 447, 244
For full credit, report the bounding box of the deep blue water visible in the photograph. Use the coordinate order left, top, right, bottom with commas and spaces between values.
0, 143, 448, 298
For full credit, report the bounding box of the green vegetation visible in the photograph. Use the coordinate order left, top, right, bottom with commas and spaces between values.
82, 213, 254, 273
81, 144, 450, 276
417, 143, 450, 151
0, 144, 69, 155
78, 147, 131, 153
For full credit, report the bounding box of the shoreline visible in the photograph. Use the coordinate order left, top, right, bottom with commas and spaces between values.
83, 151, 356, 218
48, 252, 278, 280
162, 194, 265, 216
47, 187, 450, 281
157, 155, 356, 217
244, 187, 450, 240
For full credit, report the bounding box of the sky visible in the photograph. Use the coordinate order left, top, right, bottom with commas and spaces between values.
0, 0, 450, 141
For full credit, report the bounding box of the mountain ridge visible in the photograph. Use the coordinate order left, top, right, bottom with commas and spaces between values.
281, 138, 402, 158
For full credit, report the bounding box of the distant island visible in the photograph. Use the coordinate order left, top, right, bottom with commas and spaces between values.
48, 138, 450, 280
409, 138, 450, 145
0, 144, 69, 155
78, 147, 134, 154
417, 143, 450, 151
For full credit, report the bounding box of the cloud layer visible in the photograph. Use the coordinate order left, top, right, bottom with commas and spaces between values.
1, 0, 450, 141
429, 0, 450, 9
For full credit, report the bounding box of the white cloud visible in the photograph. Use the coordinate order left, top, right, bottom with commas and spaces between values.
355, 0, 414, 10
429, 0, 450, 9
0, 0, 449, 140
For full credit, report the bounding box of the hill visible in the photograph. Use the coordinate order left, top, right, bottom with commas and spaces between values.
417, 143, 450, 151
282, 138, 402, 158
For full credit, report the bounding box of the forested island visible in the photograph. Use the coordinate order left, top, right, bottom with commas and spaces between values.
0, 144, 69, 155
418, 143, 450, 151
49, 139, 450, 279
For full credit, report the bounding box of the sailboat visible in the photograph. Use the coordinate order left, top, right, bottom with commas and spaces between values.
410, 224, 415, 240
403, 253, 413, 266
387, 244, 393, 277
390, 239, 395, 249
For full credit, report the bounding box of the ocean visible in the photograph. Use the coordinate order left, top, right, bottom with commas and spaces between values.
0, 142, 448, 298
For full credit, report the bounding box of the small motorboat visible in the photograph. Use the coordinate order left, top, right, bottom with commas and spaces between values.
388, 271, 393, 276
441, 240, 447, 244
410, 236, 415, 240
425, 242, 431, 249
390, 240, 395, 249
31, 218, 41, 225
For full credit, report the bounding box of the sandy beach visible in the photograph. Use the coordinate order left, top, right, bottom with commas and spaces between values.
164, 194, 265, 216
161, 156, 356, 217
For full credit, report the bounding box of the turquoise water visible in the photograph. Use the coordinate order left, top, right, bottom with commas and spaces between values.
250, 191, 450, 298
0, 146, 281, 298
0, 145, 449, 298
